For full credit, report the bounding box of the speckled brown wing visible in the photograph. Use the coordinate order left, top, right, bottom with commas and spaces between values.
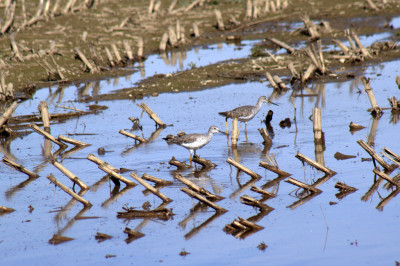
178, 133, 203, 145
219, 105, 254, 119
229, 105, 254, 118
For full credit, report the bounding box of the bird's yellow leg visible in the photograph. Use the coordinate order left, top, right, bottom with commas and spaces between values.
225, 119, 229, 134
189, 150, 194, 166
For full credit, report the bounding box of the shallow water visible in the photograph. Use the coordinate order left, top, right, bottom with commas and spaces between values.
391, 15, 400, 28
1, 52, 400, 265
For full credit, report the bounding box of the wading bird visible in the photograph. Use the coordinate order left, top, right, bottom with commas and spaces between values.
163, 126, 224, 165
219, 96, 277, 135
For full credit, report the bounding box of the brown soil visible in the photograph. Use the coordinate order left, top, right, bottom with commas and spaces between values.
1, 0, 400, 100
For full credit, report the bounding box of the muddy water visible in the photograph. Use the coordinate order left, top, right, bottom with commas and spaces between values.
2, 53, 400, 264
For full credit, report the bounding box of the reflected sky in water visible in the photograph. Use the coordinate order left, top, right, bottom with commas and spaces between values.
1, 34, 400, 265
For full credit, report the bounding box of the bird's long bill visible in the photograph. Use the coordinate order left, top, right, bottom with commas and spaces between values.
218, 129, 228, 135
268, 99, 279, 106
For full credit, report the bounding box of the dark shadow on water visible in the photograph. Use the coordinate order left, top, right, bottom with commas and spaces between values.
146, 127, 165, 142
90, 174, 109, 192
261, 174, 288, 192
5, 175, 40, 200
54, 189, 88, 223
367, 116, 381, 147
390, 110, 399, 125
0, 137, 17, 161
184, 211, 224, 240
59, 145, 90, 162
121, 127, 165, 156
287, 190, 322, 210
362, 176, 384, 202
376, 188, 400, 211
102, 185, 133, 208
311, 174, 334, 188
361, 164, 398, 203
247, 205, 275, 223
230, 171, 259, 200
55, 204, 92, 236
266, 123, 275, 139
121, 139, 146, 156
179, 202, 209, 229
178, 201, 225, 240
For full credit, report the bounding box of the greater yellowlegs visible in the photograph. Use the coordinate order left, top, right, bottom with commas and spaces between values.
163, 126, 224, 165
219, 96, 277, 134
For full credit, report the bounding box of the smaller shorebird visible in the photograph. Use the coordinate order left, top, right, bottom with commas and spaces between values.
219, 96, 277, 135
163, 126, 224, 165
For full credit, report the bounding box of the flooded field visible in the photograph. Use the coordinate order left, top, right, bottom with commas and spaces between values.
3, 0, 400, 264
1, 42, 400, 265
